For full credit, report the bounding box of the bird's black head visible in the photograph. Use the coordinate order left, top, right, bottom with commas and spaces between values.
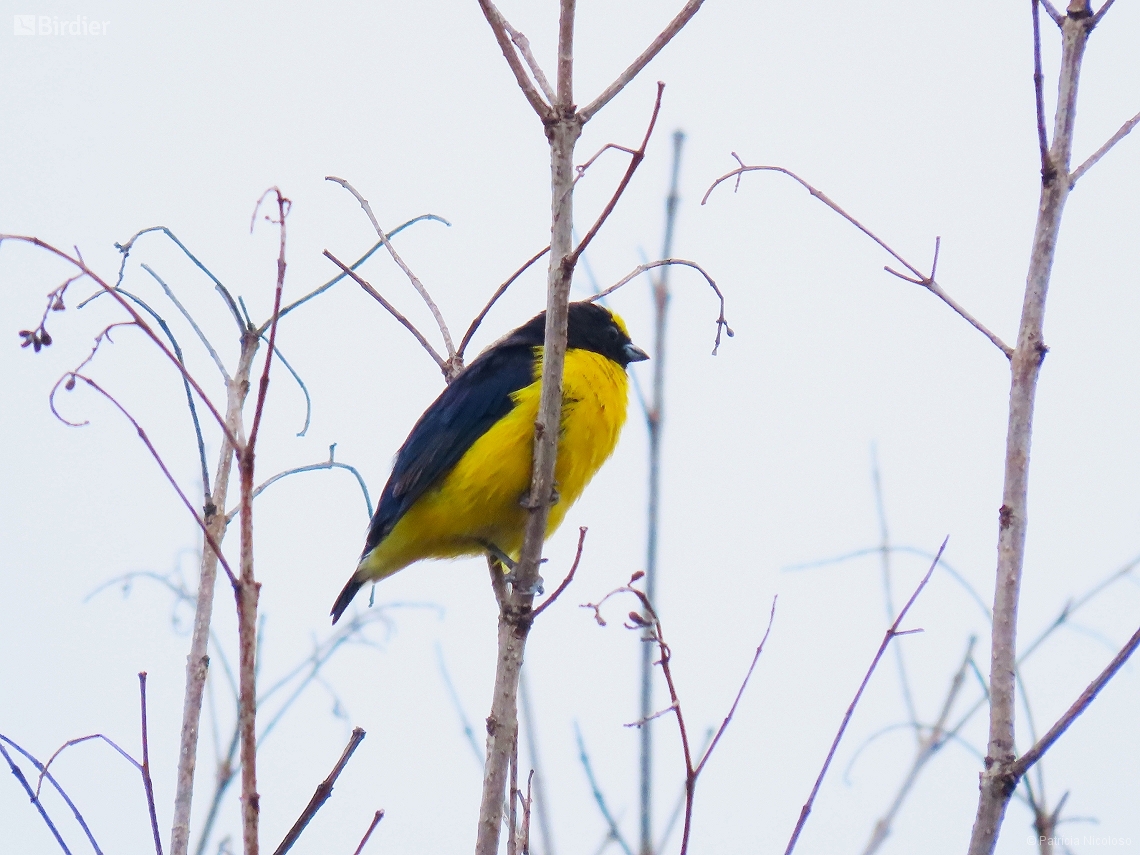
505, 301, 649, 367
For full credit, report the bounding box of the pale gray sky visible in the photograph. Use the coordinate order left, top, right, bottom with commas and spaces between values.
3, 2, 1139, 854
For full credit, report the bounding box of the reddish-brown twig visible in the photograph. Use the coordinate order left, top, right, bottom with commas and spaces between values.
784, 537, 946, 855
4, 235, 238, 445
138, 673, 164, 855
533, 527, 587, 617
457, 246, 550, 361
56, 372, 236, 586
272, 727, 367, 855
352, 810, 385, 855
568, 82, 665, 265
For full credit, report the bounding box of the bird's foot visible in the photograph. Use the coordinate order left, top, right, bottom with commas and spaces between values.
505, 565, 545, 596
518, 484, 560, 510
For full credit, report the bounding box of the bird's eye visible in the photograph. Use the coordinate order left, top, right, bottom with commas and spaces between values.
607, 325, 620, 340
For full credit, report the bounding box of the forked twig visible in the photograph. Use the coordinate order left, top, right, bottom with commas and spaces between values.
585, 576, 776, 855
326, 175, 456, 359
701, 161, 1013, 358
784, 537, 947, 855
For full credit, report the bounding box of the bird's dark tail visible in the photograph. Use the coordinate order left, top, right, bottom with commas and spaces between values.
331, 576, 365, 625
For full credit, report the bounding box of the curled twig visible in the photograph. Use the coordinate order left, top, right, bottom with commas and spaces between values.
589, 259, 732, 355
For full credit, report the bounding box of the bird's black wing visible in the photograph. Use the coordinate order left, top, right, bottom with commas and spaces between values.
362, 342, 537, 555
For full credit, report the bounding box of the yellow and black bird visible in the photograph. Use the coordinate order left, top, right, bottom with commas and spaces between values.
331, 301, 648, 623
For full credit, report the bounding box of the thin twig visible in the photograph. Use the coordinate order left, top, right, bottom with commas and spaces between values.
534, 527, 587, 616
139, 673, 165, 855
57, 373, 236, 586
325, 176, 455, 359
1069, 108, 1140, 186
589, 258, 732, 355
272, 215, 449, 326
784, 538, 947, 855
574, 723, 634, 855
569, 83, 665, 265
272, 728, 367, 855
503, 21, 557, 104
0, 738, 83, 854
352, 811, 385, 855
870, 448, 920, 738
701, 162, 1013, 358
458, 246, 550, 360
1033, 0, 1053, 182
141, 264, 231, 383
229, 444, 374, 523
323, 250, 448, 374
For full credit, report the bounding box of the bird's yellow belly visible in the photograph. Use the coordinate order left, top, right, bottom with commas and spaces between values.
360, 349, 629, 578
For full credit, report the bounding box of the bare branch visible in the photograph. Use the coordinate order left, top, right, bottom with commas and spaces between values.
1012, 620, 1140, 779
579, 1, 706, 122
703, 163, 1014, 358
323, 250, 449, 375
503, 22, 556, 104
589, 258, 732, 355
968, 13, 1094, 853
785, 538, 947, 855
475, 1, 553, 118
1070, 108, 1140, 186
326, 176, 455, 359
272, 728, 367, 855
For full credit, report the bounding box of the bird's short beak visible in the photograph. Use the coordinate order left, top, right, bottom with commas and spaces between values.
624, 343, 650, 363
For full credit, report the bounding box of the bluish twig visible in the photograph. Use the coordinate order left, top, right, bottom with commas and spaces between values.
573, 722, 633, 855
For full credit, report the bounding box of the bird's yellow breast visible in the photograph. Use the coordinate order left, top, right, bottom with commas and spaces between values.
357, 347, 630, 579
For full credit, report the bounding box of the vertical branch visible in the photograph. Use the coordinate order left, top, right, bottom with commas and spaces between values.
235, 188, 289, 855
171, 339, 259, 855
639, 128, 684, 855
967, 8, 1092, 855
